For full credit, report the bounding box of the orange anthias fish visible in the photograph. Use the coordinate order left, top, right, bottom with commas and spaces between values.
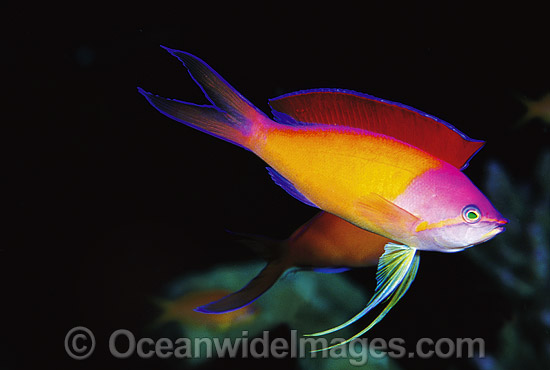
517, 92, 550, 126
153, 289, 257, 330
138, 47, 508, 347
200, 212, 391, 311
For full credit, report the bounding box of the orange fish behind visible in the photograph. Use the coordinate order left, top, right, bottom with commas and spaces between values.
287, 211, 392, 269
197, 212, 391, 314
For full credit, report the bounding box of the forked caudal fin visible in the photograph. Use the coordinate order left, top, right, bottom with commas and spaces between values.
138, 47, 270, 150
306, 243, 419, 351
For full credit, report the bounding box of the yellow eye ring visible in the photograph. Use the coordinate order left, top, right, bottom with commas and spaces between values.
462, 205, 481, 223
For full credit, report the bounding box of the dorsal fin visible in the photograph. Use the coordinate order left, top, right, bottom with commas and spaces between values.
268, 89, 485, 170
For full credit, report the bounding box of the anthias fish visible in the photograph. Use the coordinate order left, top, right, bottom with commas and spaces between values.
153, 289, 257, 330
139, 47, 507, 348
199, 211, 391, 314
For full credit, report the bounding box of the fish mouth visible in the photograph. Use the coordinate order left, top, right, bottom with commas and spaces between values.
480, 225, 506, 243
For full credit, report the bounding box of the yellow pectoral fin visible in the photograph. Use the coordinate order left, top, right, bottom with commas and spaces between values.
307, 243, 420, 352
355, 193, 420, 241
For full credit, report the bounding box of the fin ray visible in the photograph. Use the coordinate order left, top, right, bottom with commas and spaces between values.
139, 48, 272, 149
306, 243, 418, 338
311, 248, 420, 351
138, 88, 247, 148
356, 193, 420, 241
160, 46, 267, 124
269, 89, 484, 169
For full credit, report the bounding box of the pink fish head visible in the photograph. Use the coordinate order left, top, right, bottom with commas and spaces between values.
398, 163, 508, 252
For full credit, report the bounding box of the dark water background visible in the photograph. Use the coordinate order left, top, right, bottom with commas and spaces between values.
5, 3, 549, 370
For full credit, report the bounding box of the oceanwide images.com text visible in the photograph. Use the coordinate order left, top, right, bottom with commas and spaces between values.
65, 327, 485, 366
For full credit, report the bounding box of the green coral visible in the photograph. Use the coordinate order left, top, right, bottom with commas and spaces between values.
469, 151, 550, 370
155, 262, 402, 369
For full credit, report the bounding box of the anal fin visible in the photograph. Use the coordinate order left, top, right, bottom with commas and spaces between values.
266, 167, 317, 208
312, 267, 351, 274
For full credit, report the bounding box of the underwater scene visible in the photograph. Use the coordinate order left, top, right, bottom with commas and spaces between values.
6, 3, 549, 370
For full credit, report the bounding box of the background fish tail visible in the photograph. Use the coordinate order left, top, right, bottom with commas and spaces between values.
195, 232, 290, 313
195, 260, 288, 313
230, 231, 286, 260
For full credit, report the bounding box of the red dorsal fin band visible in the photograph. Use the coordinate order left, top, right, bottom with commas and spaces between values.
268, 89, 485, 170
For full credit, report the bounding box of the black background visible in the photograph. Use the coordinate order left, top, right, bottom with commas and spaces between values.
5, 3, 549, 370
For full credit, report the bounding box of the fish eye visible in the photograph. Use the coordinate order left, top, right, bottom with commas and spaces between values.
462, 205, 481, 223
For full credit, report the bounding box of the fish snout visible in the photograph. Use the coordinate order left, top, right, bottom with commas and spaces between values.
483, 215, 508, 227
495, 217, 509, 225
486, 211, 509, 225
